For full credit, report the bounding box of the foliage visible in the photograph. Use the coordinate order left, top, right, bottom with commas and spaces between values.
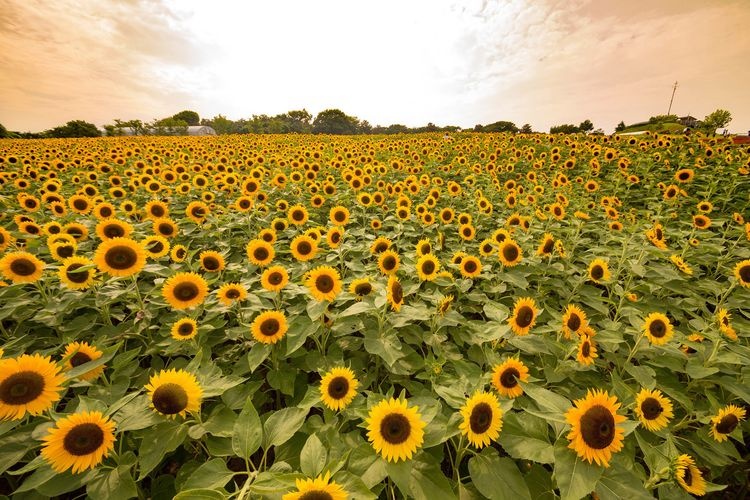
0, 122, 7, 138
549, 124, 580, 134
171, 110, 200, 126
615, 121, 626, 132
648, 115, 679, 124
702, 109, 732, 134
475, 121, 519, 134
312, 109, 361, 135
45, 120, 101, 138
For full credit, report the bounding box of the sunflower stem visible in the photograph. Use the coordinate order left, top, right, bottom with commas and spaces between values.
621, 330, 645, 376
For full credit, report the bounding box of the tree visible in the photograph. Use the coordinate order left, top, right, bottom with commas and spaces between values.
578, 119, 594, 133
46, 120, 101, 138
171, 110, 200, 126
648, 114, 678, 124
312, 109, 360, 135
520, 124, 532, 134
615, 121, 626, 132
151, 117, 188, 136
702, 109, 732, 134
550, 124, 579, 134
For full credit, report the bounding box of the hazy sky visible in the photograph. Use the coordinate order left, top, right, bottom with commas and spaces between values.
1, 0, 749, 133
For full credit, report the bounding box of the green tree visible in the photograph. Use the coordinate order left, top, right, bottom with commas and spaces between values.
615, 121, 626, 132
0, 122, 8, 138
648, 114, 678, 124
578, 119, 594, 133
702, 109, 732, 134
206, 114, 236, 135
550, 124, 579, 134
481, 121, 518, 133
171, 110, 200, 126
151, 117, 188, 135
312, 109, 360, 135
520, 124, 532, 134
46, 120, 101, 138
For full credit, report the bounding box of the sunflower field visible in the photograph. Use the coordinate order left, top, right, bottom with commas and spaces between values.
0, 132, 748, 499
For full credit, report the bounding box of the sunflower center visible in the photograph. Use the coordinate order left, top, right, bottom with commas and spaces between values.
655, 228, 663, 240
640, 397, 663, 420
716, 414, 739, 434
542, 239, 554, 253
191, 207, 205, 218
174, 282, 199, 301
354, 283, 372, 296
380, 413, 411, 445
226, 289, 240, 299
63, 423, 105, 456
178, 323, 194, 336
0, 371, 46, 404
469, 402, 493, 434
649, 319, 666, 338
254, 247, 269, 261
158, 223, 174, 236
502, 245, 519, 261
203, 257, 220, 270
515, 306, 534, 328
374, 242, 388, 253
149, 241, 164, 253
297, 241, 312, 255
73, 199, 88, 210
682, 466, 694, 486
581, 341, 591, 357
315, 275, 334, 293
330, 232, 341, 244
567, 314, 581, 331
391, 282, 403, 303
260, 318, 280, 336
326, 376, 349, 399
463, 260, 477, 273
590, 265, 604, 280
103, 224, 125, 238
105, 245, 138, 270
292, 210, 305, 221
9, 258, 36, 276
334, 211, 346, 222
580, 405, 616, 449
298, 491, 333, 500
151, 206, 165, 217
58, 245, 75, 258
152, 383, 189, 415
421, 260, 436, 275
268, 272, 283, 285
500, 368, 520, 388
65, 263, 90, 284
739, 265, 750, 283
70, 351, 92, 367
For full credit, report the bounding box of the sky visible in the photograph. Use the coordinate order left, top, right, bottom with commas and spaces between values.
1, 0, 749, 134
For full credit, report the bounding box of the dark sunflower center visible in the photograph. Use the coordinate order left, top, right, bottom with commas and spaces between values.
515, 306, 534, 328
382, 256, 396, 270
103, 224, 125, 238
254, 247, 269, 261
191, 207, 205, 218
640, 397, 663, 420
463, 227, 472, 236
326, 376, 349, 399
152, 383, 189, 415
374, 242, 388, 253
9, 258, 36, 276
716, 414, 739, 434
174, 282, 199, 301
297, 241, 312, 255
500, 368, 520, 388
203, 257, 220, 270
178, 323, 194, 336
315, 274, 334, 293
73, 199, 88, 210
649, 319, 666, 338
58, 245, 75, 258
292, 210, 305, 221
580, 405, 616, 449
590, 265, 604, 280
503, 244, 519, 261
739, 265, 750, 283
380, 413, 411, 445
330, 232, 340, 244
542, 239, 554, 253
149, 241, 164, 253
175, 248, 186, 259
226, 288, 240, 299
268, 272, 283, 285
679, 172, 689, 180
63, 423, 105, 456
391, 282, 403, 303
421, 260, 436, 275
334, 211, 346, 222
0, 371, 45, 404
655, 228, 663, 240
158, 223, 174, 236
99, 207, 113, 217
482, 244, 493, 253
463, 261, 478, 275
581, 341, 591, 357
70, 351, 92, 367
151, 206, 165, 217
239, 200, 251, 208
105, 245, 138, 270
260, 318, 280, 336
683, 466, 694, 486
354, 283, 372, 296
65, 263, 90, 283
567, 314, 581, 331
469, 402, 493, 434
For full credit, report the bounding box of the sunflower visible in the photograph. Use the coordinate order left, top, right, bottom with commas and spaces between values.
508, 297, 538, 336
375, 250, 398, 276
734, 259, 750, 288
244, 239, 274, 267
63, 222, 89, 241
171, 318, 198, 341
250, 311, 288, 344
565, 389, 626, 467
416, 253, 440, 281
366, 397, 425, 462
459, 255, 482, 279
282, 471, 348, 500
170, 245, 187, 263
0, 354, 65, 420
93, 238, 146, 278
716, 308, 738, 341
577, 335, 598, 366
40, 411, 116, 474
459, 391, 503, 449
152, 217, 178, 239
145, 369, 202, 418
370, 237, 392, 255
386, 275, 404, 312
261, 265, 289, 292
185, 201, 209, 224
0, 251, 45, 284
306, 266, 342, 302
349, 278, 373, 300
217, 283, 247, 306
145, 200, 169, 219
588, 258, 610, 283
669, 255, 693, 275
643, 312, 673, 345
199, 251, 225, 272
142, 235, 170, 259
63, 342, 104, 381
491, 359, 529, 398
536, 233, 556, 256
437, 294, 454, 316
0, 227, 14, 252
287, 204, 309, 226
290, 235, 318, 262
692, 214, 711, 230
319, 367, 359, 411
709, 404, 746, 442
674, 454, 706, 496
562, 304, 588, 339
498, 240, 523, 267
634, 388, 673, 432
162, 272, 209, 310
329, 206, 350, 226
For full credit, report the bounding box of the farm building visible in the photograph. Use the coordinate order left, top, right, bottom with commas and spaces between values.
187, 126, 217, 136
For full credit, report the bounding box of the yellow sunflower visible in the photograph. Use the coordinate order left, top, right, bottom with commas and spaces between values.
565, 389, 626, 467
217, 283, 247, 306
95, 218, 133, 241
58, 256, 96, 290
634, 388, 673, 432
63, 342, 104, 381
162, 272, 209, 310
41, 411, 116, 474
0, 227, 14, 252
319, 367, 359, 411
366, 397, 426, 462
491, 358, 529, 398
562, 304, 588, 339
250, 311, 288, 344
416, 253, 440, 281
49, 241, 77, 262
171, 318, 198, 341
142, 235, 170, 259
199, 250, 225, 272
458, 391, 503, 449
246, 239, 275, 267
377, 250, 400, 276
734, 259, 750, 288
508, 297, 538, 336
588, 258, 610, 284
669, 254, 693, 275
709, 404, 746, 442
536, 233, 556, 256
0, 251, 45, 284
287, 204, 309, 226
415, 238, 432, 257
437, 294, 454, 316
576, 335, 598, 366
306, 266, 342, 302
329, 206, 350, 226
290, 235, 318, 262
0, 354, 65, 420
716, 308, 737, 341
282, 471, 348, 500
261, 266, 289, 292
498, 240, 523, 267
643, 312, 673, 345
459, 255, 482, 278
386, 275, 404, 312
93, 237, 146, 278
152, 217, 178, 239
326, 227, 344, 249
369, 237, 392, 255
349, 278, 373, 300
674, 454, 706, 496
145, 369, 202, 418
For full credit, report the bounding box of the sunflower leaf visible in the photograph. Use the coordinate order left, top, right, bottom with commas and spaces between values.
232, 398, 262, 459
553, 439, 603, 500
468, 448, 531, 500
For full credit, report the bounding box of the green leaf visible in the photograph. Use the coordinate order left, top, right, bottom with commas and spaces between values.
285, 315, 318, 355
87, 465, 139, 500
300, 433, 327, 477
137, 422, 189, 480
64, 341, 123, 380
468, 448, 530, 500
232, 398, 262, 459
180, 459, 234, 491
262, 407, 307, 449
173, 489, 228, 500
553, 439, 603, 500
410, 454, 458, 500
246, 343, 271, 373
594, 463, 650, 500
498, 412, 554, 464
338, 300, 375, 318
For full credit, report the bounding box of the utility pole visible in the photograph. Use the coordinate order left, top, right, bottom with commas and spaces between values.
667, 81, 678, 116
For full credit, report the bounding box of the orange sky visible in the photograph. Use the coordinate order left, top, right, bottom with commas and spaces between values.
1, 0, 749, 134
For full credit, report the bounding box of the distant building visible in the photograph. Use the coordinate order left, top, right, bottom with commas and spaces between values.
187, 126, 217, 136
104, 125, 217, 136
677, 115, 701, 128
